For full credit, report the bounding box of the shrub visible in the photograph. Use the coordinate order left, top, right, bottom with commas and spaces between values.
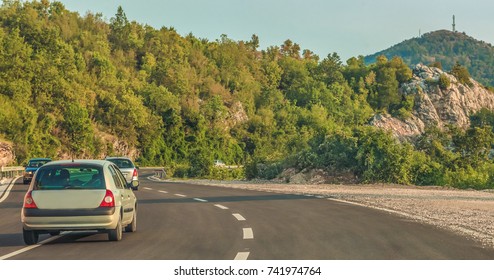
451, 62, 474, 87
354, 127, 412, 184
438, 74, 451, 90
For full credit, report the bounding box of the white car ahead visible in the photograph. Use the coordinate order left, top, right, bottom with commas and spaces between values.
21, 160, 138, 245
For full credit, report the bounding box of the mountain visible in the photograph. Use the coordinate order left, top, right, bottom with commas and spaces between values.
364, 30, 494, 87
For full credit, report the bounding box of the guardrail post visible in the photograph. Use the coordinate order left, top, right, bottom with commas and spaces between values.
154, 169, 166, 179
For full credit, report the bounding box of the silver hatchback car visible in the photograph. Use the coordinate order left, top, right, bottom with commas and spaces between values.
21, 160, 138, 245
105, 157, 139, 189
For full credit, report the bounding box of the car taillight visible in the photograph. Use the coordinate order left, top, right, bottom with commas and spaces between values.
99, 190, 115, 207
133, 168, 138, 177
23, 191, 38, 209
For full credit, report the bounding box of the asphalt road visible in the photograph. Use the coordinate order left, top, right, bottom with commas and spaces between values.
1, 171, 494, 260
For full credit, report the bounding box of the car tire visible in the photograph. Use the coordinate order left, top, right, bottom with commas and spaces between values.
108, 215, 123, 241
23, 229, 39, 245
125, 208, 137, 233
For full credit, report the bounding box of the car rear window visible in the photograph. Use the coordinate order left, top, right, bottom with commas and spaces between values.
106, 158, 134, 169
33, 165, 105, 190
27, 160, 51, 168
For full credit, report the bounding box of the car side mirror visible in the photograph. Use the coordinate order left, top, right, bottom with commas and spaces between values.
129, 180, 139, 191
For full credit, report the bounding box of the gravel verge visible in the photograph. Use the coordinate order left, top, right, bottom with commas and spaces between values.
165, 178, 494, 249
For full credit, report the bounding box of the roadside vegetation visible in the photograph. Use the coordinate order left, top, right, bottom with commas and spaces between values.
1, 1, 494, 189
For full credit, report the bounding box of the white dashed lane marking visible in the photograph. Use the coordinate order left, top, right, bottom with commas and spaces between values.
143, 187, 153, 190
243, 228, 254, 239
234, 252, 250, 260
158, 190, 168, 194
232, 213, 246, 221
193, 198, 208, 202
214, 204, 229, 210
174, 194, 186, 197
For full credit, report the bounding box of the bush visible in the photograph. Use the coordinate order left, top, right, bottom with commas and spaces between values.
173, 164, 189, 178
438, 74, 451, 90
451, 62, 474, 87
354, 127, 412, 184
445, 164, 494, 189
209, 167, 244, 180
409, 152, 446, 186
315, 132, 358, 170
244, 158, 259, 180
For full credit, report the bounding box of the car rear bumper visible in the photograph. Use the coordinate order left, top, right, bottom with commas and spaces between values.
22, 207, 120, 231
23, 207, 115, 217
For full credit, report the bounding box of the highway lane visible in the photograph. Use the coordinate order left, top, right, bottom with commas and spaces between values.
0, 177, 243, 259
139, 178, 494, 260
1, 171, 494, 259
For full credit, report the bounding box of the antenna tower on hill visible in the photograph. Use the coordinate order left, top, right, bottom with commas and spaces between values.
452, 15, 456, 32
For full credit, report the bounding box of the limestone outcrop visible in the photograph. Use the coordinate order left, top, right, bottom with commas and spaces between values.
0, 141, 15, 167
371, 64, 494, 140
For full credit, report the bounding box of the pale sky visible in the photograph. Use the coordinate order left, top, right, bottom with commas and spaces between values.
57, 0, 494, 61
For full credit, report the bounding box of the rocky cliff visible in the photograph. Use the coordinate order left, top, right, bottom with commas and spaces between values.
371, 64, 494, 140
0, 141, 15, 167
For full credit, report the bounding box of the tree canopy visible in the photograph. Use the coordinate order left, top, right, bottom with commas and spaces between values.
1, 1, 494, 189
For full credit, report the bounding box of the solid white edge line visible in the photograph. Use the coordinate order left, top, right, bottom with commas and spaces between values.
234, 252, 250, 260
193, 198, 208, 202
232, 213, 246, 221
327, 198, 413, 217
214, 204, 229, 210
143, 187, 153, 190
243, 228, 254, 239
0, 232, 69, 260
0, 177, 20, 204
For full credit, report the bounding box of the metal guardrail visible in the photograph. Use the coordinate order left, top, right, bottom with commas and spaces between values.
153, 169, 166, 179
137, 167, 166, 179
0, 166, 24, 179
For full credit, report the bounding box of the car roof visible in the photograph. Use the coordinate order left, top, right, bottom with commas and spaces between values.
42, 159, 110, 167
105, 156, 133, 160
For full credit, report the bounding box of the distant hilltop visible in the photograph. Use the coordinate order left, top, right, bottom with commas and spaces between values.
365, 30, 494, 87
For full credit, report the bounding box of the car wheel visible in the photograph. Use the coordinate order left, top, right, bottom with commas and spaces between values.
125, 208, 137, 233
108, 215, 123, 241
23, 229, 39, 245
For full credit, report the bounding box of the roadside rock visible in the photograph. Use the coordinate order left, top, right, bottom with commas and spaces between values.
0, 141, 15, 167
275, 168, 358, 185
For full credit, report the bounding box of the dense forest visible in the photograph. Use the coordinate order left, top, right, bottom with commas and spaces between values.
365, 30, 494, 88
1, 1, 494, 189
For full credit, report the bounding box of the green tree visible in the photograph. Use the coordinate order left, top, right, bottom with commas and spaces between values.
109, 6, 130, 50
62, 103, 93, 158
